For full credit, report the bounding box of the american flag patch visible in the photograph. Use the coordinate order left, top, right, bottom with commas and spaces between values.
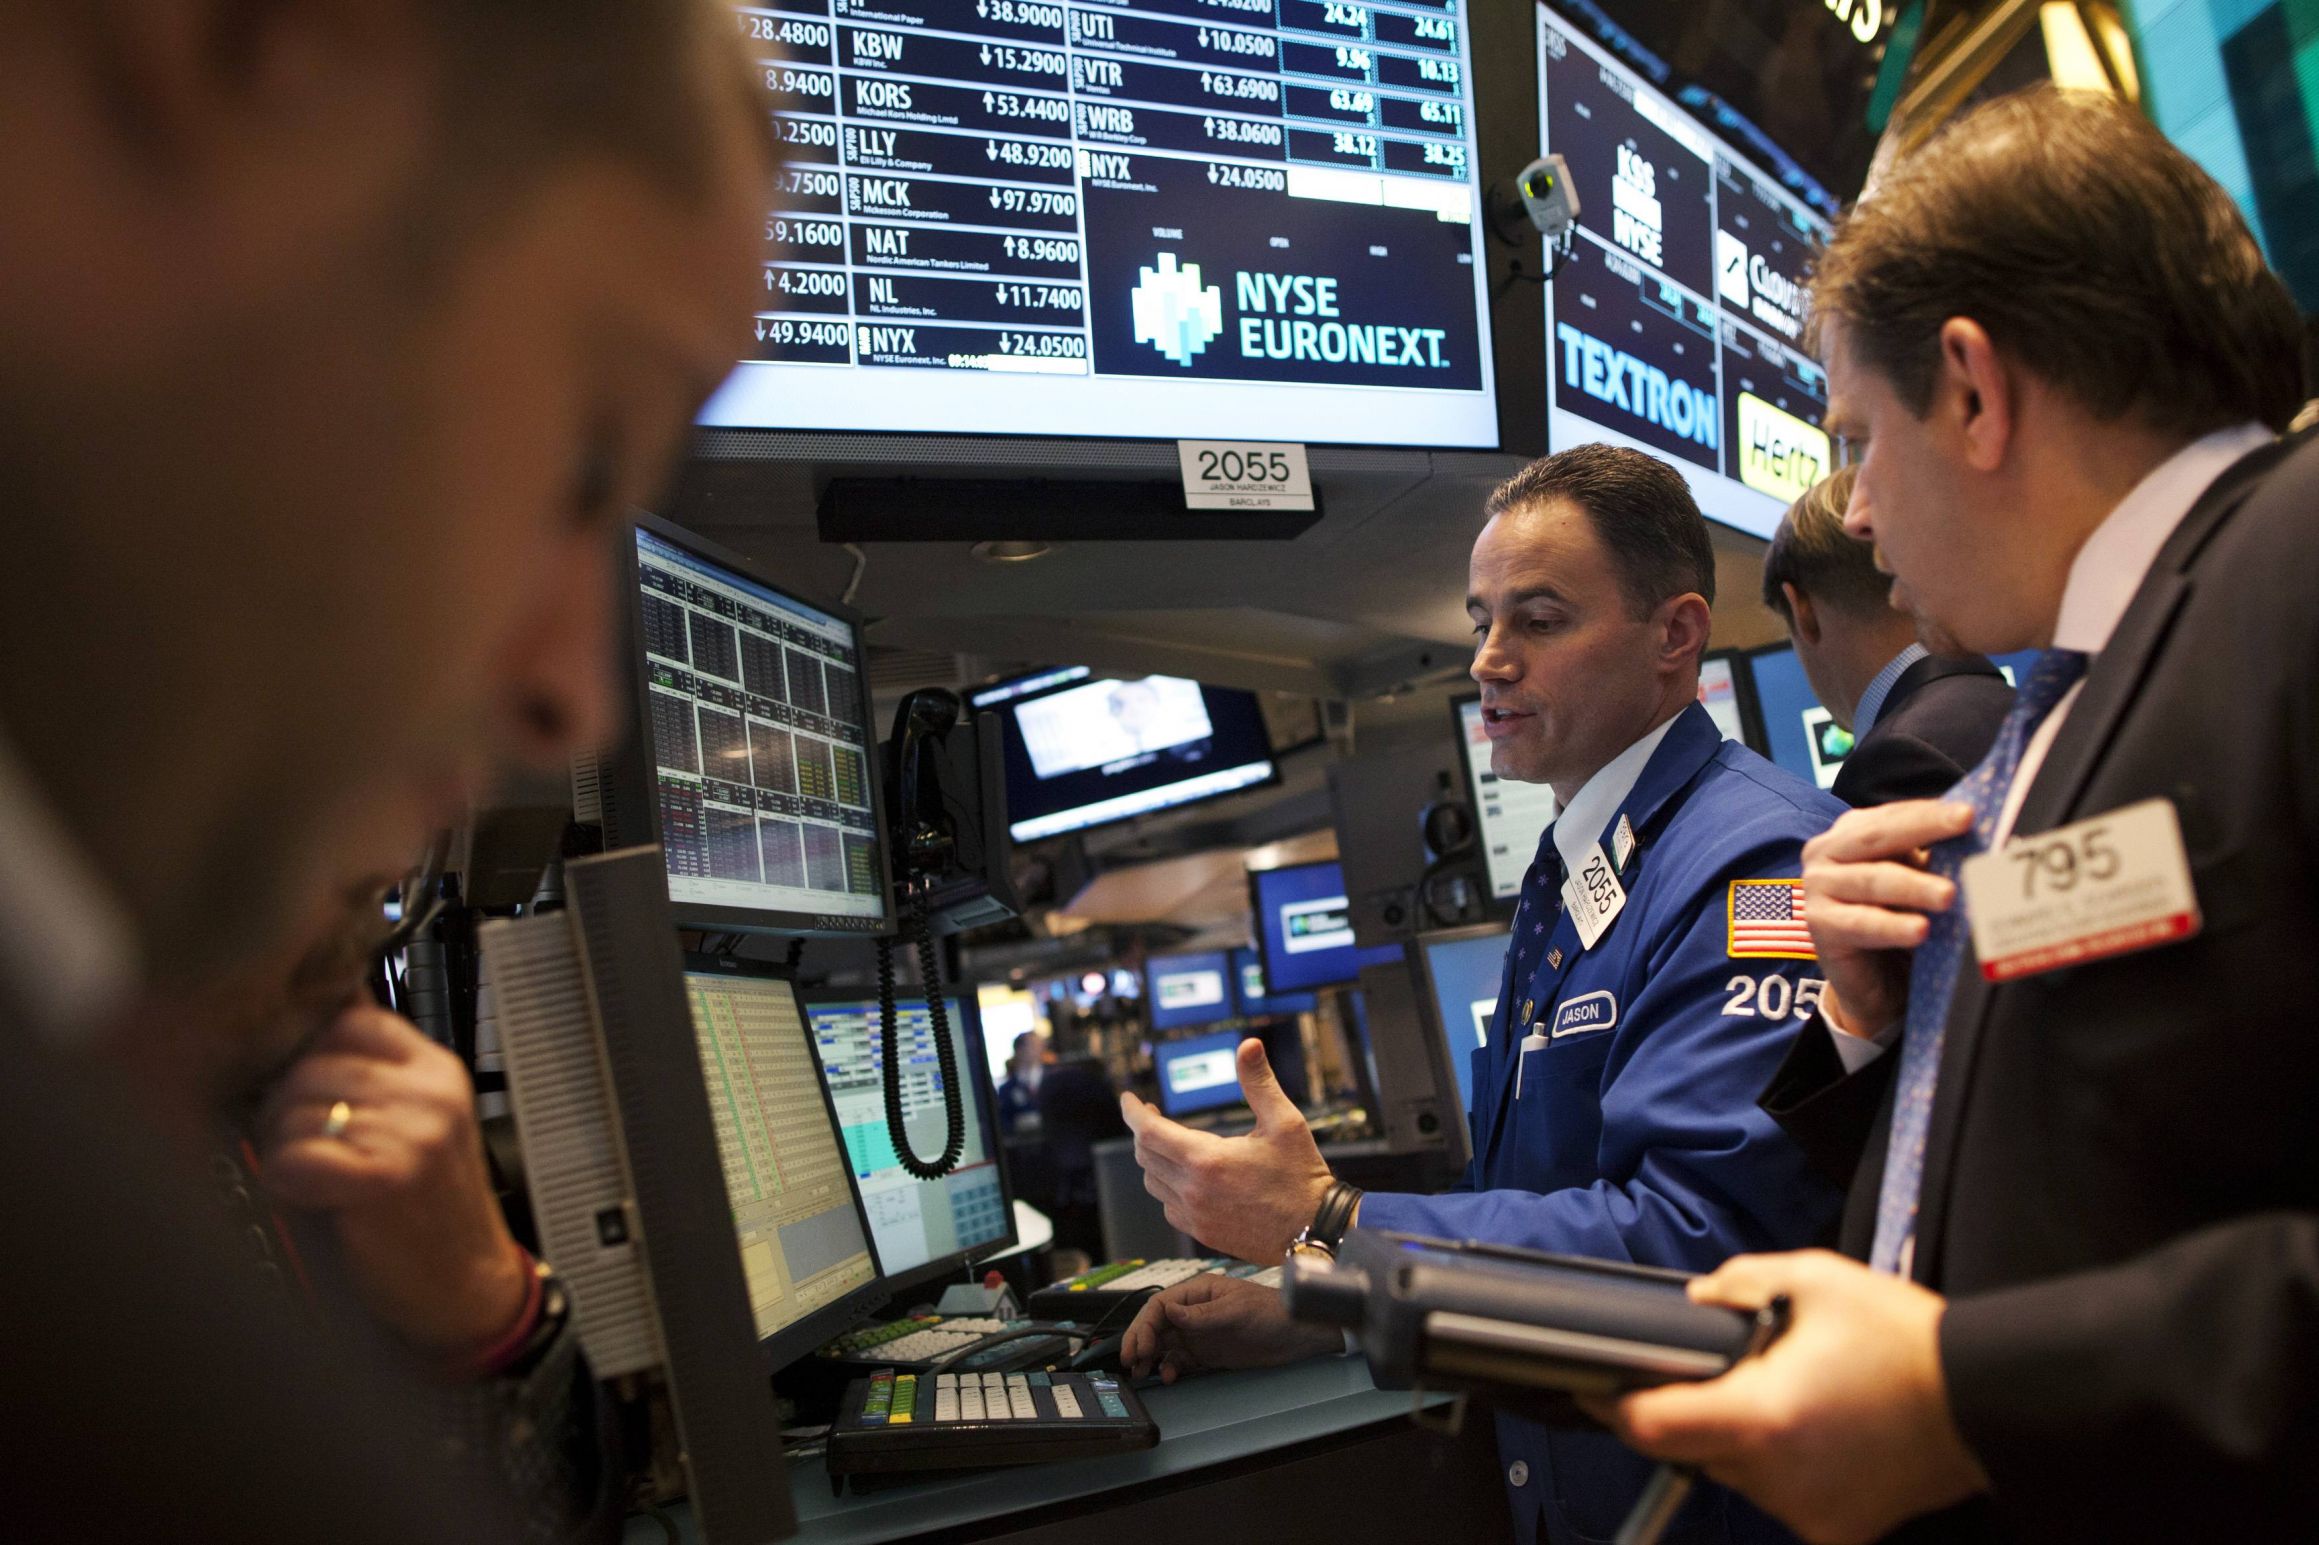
1728, 879, 1815, 959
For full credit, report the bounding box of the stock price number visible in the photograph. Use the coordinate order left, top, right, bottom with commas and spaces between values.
763, 66, 834, 98
987, 187, 1078, 215
982, 90, 1072, 123
753, 318, 850, 346
997, 331, 1087, 358
1198, 26, 1277, 57
978, 0, 1064, 24
766, 218, 843, 250
1200, 71, 1281, 102
987, 138, 1072, 169
742, 14, 833, 48
768, 269, 846, 297
995, 283, 1084, 309
1004, 234, 1081, 262
1204, 115, 1283, 145
1208, 163, 1286, 190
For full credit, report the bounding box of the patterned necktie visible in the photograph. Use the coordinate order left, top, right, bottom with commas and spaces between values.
1869, 648, 2089, 1275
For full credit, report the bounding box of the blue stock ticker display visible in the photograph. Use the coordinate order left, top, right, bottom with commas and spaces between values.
705, 1, 1497, 447
1537, 5, 1836, 538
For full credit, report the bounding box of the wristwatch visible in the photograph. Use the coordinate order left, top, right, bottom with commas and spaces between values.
1286, 1180, 1364, 1262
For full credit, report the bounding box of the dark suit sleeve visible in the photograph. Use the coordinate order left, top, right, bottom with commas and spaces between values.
1830, 730, 1970, 808
1758, 1013, 1895, 1193
1941, 1213, 2319, 1541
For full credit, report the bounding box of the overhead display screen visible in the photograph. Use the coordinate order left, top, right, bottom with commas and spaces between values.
1537, 5, 1836, 539
704, 1, 1498, 447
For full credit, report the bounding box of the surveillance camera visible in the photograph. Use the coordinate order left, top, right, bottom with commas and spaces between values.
1515, 152, 1580, 241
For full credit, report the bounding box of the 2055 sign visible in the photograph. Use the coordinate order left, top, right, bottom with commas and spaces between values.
1178, 439, 1314, 511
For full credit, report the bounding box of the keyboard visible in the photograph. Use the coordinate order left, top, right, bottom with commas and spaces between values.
826, 1368, 1158, 1481
815, 1314, 1081, 1374
1028, 1258, 1283, 1321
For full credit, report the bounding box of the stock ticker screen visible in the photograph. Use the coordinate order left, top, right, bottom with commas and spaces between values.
1537, 4, 1836, 538
701, 1, 1498, 447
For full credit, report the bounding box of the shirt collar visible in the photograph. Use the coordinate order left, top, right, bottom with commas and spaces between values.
2052, 422, 2274, 655
1852, 643, 1929, 740
0, 726, 139, 1043
1551, 707, 1685, 878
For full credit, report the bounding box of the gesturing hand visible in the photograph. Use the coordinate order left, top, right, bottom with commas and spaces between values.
1120, 1038, 1332, 1264
253, 1004, 531, 1354
1799, 800, 1975, 1037
1121, 1274, 1341, 1384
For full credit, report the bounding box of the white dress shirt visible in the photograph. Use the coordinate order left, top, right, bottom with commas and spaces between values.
1829, 421, 2275, 1071
0, 727, 138, 1043
1551, 708, 1685, 878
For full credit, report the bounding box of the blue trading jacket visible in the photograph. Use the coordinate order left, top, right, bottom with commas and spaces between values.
1360, 703, 1845, 1545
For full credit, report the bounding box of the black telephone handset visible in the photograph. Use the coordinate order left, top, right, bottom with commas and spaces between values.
878, 690, 968, 1181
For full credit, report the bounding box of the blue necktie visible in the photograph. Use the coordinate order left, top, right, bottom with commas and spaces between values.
1869, 648, 2089, 1275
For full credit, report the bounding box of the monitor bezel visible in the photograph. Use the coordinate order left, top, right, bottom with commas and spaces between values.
678, 951, 890, 1375
609, 514, 896, 939
1143, 948, 1240, 1034
1404, 921, 1514, 1131
967, 664, 1284, 843
797, 984, 1020, 1305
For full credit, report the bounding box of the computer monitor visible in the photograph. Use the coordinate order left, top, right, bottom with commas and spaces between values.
974, 982, 1041, 1090
1536, 4, 1837, 540
1249, 859, 1404, 993
590, 515, 892, 937
1153, 1028, 1248, 1119
801, 992, 1016, 1298
1232, 946, 1317, 1019
1745, 643, 2039, 792
970, 667, 1279, 841
485, 849, 813, 1542
703, 4, 1498, 447
1452, 695, 1559, 906
1698, 650, 1757, 747
1145, 950, 1237, 1032
1407, 925, 1512, 1116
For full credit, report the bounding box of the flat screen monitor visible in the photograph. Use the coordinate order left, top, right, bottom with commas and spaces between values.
1232, 945, 1318, 1018
680, 961, 882, 1359
1409, 926, 1511, 1115
801, 992, 1015, 1294
1250, 859, 1404, 993
1745, 644, 2037, 793
704, 2, 1498, 447
1453, 695, 1560, 905
1698, 651, 1753, 746
970, 667, 1278, 841
607, 516, 891, 936
1536, 4, 1838, 540
1154, 1028, 1248, 1119
1145, 950, 1236, 1032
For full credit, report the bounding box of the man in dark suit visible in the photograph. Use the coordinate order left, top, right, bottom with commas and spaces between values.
1761, 467, 2014, 808
1592, 88, 2314, 1543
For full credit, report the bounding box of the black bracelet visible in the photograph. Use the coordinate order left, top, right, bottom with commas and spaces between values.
1311, 1180, 1363, 1253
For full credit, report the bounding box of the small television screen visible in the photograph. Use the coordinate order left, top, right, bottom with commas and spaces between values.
1250, 859, 1404, 993
971, 668, 1278, 841
1145, 950, 1237, 1032
1747, 644, 2036, 792
1154, 1028, 1248, 1119
1453, 697, 1560, 905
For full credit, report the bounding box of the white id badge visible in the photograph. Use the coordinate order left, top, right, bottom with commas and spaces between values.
1561, 842, 1627, 952
1957, 798, 2202, 982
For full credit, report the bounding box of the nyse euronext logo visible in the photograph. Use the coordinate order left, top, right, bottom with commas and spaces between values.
1130, 253, 1223, 367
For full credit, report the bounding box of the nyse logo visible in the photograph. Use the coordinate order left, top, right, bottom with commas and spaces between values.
1130, 253, 1223, 367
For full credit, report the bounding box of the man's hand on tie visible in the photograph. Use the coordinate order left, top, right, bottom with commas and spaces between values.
1799, 800, 1976, 1038
1581, 1250, 1989, 1545
1121, 1274, 1341, 1384
253, 1004, 533, 1356
1120, 1037, 1333, 1264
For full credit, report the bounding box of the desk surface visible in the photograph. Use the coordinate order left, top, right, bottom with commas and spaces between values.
624, 1357, 1430, 1544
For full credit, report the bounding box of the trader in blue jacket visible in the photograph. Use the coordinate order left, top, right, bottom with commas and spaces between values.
1121, 444, 1844, 1545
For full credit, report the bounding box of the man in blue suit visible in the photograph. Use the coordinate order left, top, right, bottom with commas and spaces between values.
1121, 444, 1845, 1544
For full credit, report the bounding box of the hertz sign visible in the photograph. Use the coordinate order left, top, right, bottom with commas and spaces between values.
1736, 393, 1832, 504
1825, 0, 1884, 46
